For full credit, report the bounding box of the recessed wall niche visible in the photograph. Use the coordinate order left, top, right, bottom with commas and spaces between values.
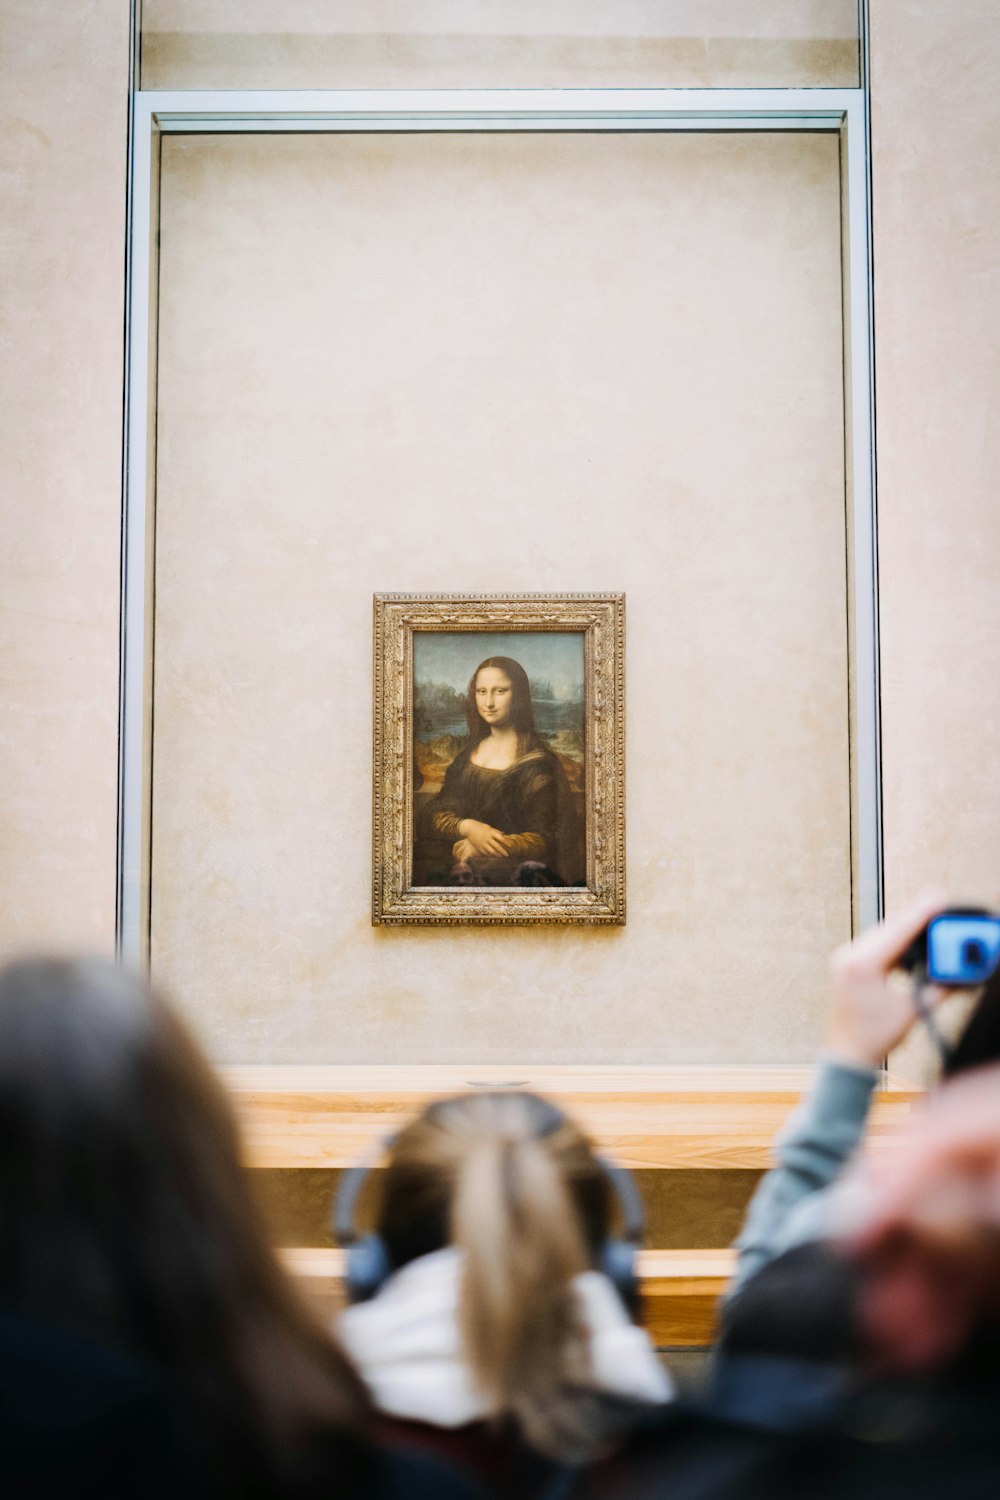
150, 129, 849, 1063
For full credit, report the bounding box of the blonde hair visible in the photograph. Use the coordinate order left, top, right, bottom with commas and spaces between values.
377, 1091, 614, 1458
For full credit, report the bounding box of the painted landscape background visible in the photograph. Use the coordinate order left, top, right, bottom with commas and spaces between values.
412, 631, 586, 822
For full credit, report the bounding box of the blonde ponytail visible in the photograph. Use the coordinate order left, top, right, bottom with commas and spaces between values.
377, 1091, 614, 1459
453, 1124, 593, 1452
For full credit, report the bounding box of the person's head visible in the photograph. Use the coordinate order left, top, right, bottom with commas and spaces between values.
847, 1063, 1000, 1379
465, 656, 537, 750
514, 861, 567, 888
0, 956, 370, 1489
376, 1090, 615, 1456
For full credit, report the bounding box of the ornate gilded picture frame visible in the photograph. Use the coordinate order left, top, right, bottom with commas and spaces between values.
373, 594, 625, 924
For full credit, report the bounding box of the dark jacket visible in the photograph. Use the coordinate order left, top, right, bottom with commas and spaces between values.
0, 1309, 484, 1500
564, 1376, 1000, 1500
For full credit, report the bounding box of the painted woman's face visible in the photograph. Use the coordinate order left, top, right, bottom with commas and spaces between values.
475, 667, 514, 728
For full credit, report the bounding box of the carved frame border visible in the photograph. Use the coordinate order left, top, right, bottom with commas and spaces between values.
373, 593, 625, 925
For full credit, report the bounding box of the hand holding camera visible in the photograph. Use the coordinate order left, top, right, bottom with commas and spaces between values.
897, 908, 1000, 987
826, 890, 949, 1069
826, 893, 1000, 1072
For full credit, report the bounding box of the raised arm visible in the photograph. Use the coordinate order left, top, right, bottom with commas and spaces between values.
728, 889, 948, 1300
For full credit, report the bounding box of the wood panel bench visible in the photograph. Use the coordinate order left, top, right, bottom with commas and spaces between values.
223, 1063, 922, 1171
222, 1064, 921, 1346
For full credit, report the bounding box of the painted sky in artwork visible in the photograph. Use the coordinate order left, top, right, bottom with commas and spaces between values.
413, 631, 584, 701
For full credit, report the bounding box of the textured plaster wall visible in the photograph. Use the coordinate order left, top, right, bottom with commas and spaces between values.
150, 130, 850, 1062
5, 7, 997, 1073
873, 1, 1000, 903
871, 3, 1000, 1082
0, 1, 129, 952
140, 0, 859, 89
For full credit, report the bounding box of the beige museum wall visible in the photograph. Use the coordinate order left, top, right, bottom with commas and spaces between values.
871, 2, 1000, 1081
150, 129, 850, 1062
1, 4, 998, 1069
139, 0, 859, 89
873, 1, 1000, 904
0, 0, 129, 952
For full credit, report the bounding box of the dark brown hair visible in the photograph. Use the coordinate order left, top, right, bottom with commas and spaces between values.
0, 957, 372, 1493
465, 656, 541, 757
944, 964, 1000, 1078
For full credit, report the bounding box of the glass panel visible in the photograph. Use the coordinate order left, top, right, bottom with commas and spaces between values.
140, 0, 859, 91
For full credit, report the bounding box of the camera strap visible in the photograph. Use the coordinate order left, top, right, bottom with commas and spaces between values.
910, 978, 955, 1069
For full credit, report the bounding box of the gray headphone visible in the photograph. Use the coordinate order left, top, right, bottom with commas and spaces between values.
332, 1112, 645, 1311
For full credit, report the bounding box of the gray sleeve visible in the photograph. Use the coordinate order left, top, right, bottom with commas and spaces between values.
726, 1057, 878, 1301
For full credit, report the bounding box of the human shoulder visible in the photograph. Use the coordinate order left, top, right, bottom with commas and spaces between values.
513, 742, 560, 771
513, 744, 567, 784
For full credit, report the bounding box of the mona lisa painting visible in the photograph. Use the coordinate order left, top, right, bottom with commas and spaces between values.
373, 595, 625, 925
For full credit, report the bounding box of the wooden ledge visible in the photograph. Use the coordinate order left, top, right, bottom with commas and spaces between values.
224, 1064, 920, 1094
283, 1246, 737, 1348
223, 1064, 922, 1172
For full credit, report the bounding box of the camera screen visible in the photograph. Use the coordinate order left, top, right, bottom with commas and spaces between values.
927, 915, 1000, 985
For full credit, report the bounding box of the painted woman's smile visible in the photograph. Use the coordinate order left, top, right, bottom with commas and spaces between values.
474, 668, 514, 728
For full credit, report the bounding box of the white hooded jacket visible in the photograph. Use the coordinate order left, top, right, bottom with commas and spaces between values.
338, 1247, 673, 1429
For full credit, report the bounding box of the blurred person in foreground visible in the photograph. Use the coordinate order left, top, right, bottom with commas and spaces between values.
849, 1061, 1000, 1380
714, 893, 1000, 1410
564, 1063, 1000, 1500
728, 889, 962, 1303
336, 1090, 672, 1498
0, 956, 481, 1500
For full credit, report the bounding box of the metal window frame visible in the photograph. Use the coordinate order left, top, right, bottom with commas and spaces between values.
119, 87, 881, 966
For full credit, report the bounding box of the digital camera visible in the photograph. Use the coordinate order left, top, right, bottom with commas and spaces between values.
900, 907, 1000, 987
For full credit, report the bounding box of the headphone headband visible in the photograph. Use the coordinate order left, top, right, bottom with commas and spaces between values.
596, 1155, 645, 1245
332, 1123, 645, 1306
